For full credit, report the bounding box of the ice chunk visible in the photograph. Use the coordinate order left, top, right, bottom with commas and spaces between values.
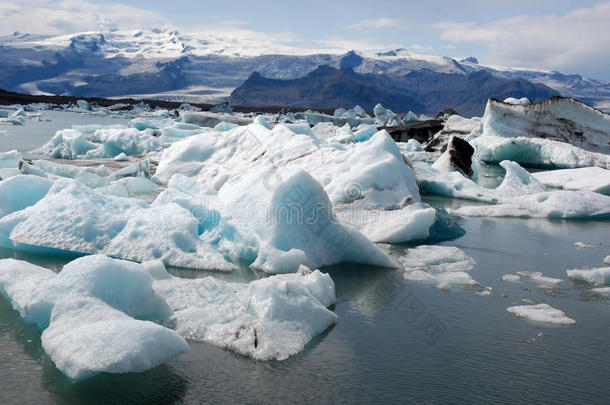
114, 152, 129, 161
214, 121, 239, 132
516, 271, 563, 289
574, 242, 594, 249
0, 180, 235, 271
34, 129, 98, 159
153, 265, 336, 360
451, 190, 610, 219
42, 297, 189, 381
415, 160, 545, 203
398, 245, 477, 289
0, 256, 188, 380
470, 97, 610, 155
153, 125, 440, 246
604, 255, 610, 265
0, 175, 53, 218
503, 97, 531, 105
566, 267, 610, 286
502, 274, 521, 282
252, 171, 397, 273
470, 135, 610, 169
431, 136, 474, 177
373, 103, 401, 127
532, 167, 610, 195
506, 303, 575, 325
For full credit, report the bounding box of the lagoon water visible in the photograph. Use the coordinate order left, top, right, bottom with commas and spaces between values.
1, 112, 609, 404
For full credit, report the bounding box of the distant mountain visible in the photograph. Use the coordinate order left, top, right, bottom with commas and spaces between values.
230, 65, 558, 116
230, 65, 425, 112
0, 29, 607, 112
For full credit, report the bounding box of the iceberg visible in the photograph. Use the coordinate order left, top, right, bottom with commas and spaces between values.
566, 267, 610, 286
415, 160, 546, 203
398, 245, 478, 290
425, 115, 479, 152
373, 103, 402, 127
450, 190, 610, 219
42, 297, 189, 381
0, 256, 189, 380
153, 123, 447, 248
532, 167, 610, 195
0, 174, 53, 218
470, 97, 610, 155
151, 262, 337, 360
251, 171, 397, 273
515, 271, 563, 289
33, 129, 99, 159
506, 304, 575, 325
469, 135, 610, 169
0, 179, 235, 271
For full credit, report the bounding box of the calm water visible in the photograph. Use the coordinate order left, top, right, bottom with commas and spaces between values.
1, 114, 609, 404
0, 110, 131, 153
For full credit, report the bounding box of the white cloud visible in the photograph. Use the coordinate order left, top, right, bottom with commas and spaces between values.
0, 0, 167, 35
348, 18, 401, 29
433, 2, 610, 74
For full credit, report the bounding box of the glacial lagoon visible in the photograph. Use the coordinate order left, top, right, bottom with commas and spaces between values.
0, 109, 609, 404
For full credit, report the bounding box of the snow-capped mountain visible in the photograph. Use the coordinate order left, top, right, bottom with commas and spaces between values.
1, 29, 608, 111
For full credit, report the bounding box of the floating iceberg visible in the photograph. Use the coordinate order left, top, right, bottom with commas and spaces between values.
0, 175, 53, 218
398, 245, 478, 290
42, 297, 188, 381
151, 262, 337, 360
153, 123, 450, 250
470, 97, 610, 155
0, 179, 235, 271
415, 160, 546, 203
373, 103, 402, 127
451, 190, 610, 219
506, 304, 575, 325
0, 255, 188, 380
425, 115, 479, 152
566, 267, 610, 286
469, 135, 610, 169
532, 167, 610, 195
515, 271, 563, 289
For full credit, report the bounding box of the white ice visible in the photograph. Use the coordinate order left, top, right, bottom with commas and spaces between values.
398, 245, 478, 290
469, 135, 610, 169
150, 261, 337, 360
415, 160, 546, 203
506, 303, 575, 325
0, 255, 188, 380
566, 267, 610, 286
450, 190, 610, 219
0, 179, 235, 271
532, 167, 610, 195
0, 175, 53, 218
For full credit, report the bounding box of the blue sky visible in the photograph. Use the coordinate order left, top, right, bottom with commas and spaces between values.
1, 0, 609, 79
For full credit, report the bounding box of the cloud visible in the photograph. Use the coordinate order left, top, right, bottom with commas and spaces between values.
432, 2, 610, 75
0, 0, 167, 35
348, 18, 401, 29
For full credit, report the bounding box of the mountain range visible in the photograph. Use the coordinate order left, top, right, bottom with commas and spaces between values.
1, 29, 609, 115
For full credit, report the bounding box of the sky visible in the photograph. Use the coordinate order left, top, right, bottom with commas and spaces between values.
1, 0, 609, 80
